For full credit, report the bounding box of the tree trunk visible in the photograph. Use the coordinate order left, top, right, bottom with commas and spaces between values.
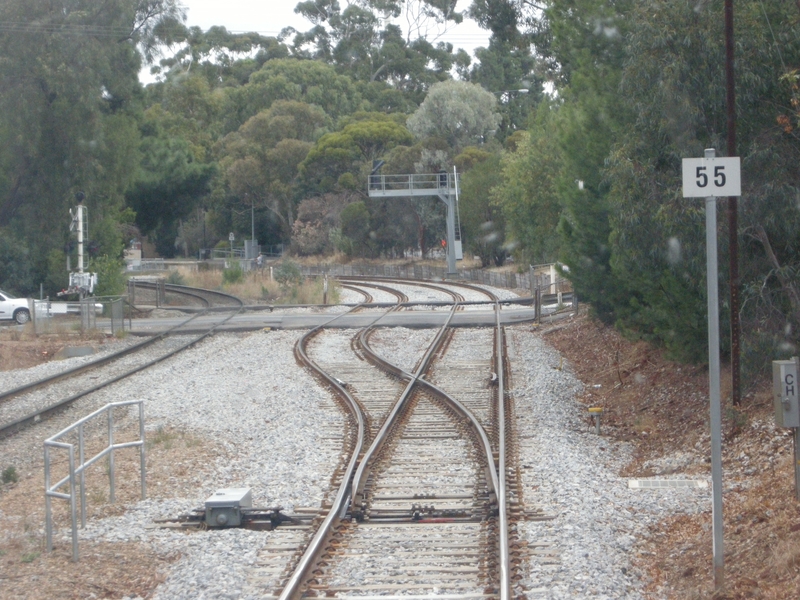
413, 209, 426, 258
0, 173, 24, 227
754, 224, 800, 324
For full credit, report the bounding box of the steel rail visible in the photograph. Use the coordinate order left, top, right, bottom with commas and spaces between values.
160, 282, 243, 306
303, 280, 490, 509
277, 303, 462, 598
280, 294, 408, 600
494, 297, 512, 600
130, 281, 243, 307
279, 278, 511, 598
0, 300, 245, 438
348, 298, 458, 513
354, 278, 510, 598
0, 283, 244, 405
333, 279, 408, 304
339, 275, 498, 299
339, 275, 466, 304
338, 283, 373, 304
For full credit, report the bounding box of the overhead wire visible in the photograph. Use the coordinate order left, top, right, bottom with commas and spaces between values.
0, 21, 489, 43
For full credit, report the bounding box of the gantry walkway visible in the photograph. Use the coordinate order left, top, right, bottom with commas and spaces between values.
368, 173, 461, 274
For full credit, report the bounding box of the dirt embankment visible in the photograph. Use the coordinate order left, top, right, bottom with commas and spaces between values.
544, 309, 800, 599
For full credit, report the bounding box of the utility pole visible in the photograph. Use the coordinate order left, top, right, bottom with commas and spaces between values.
725, 0, 741, 405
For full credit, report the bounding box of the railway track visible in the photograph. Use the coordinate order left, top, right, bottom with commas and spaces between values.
237, 279, 521, 599
129, 280, 243, 309
0, 285, 244, 438
4, 277, 542, 597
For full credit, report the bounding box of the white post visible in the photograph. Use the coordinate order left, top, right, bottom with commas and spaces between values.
77, 204, 84, 274
704, 148, 724, 588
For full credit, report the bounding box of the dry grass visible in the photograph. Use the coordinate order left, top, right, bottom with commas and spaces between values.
0, 423, 228, 599
0, 326, 111, 372
290, 253, 486, 270
169, 265, 340, 305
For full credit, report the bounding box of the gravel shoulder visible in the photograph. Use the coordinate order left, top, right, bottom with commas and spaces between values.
2, 304, 795, 599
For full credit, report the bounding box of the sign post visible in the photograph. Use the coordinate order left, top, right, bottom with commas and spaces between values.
795, 355, 800, 502
682, 148, 741, 590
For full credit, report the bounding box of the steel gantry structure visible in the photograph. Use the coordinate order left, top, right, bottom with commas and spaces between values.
368, 171, 461, 275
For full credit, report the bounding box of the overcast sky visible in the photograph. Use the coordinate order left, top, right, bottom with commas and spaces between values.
177, 0, 490, 56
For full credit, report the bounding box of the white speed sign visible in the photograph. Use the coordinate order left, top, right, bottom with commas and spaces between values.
682, 156, 741, 198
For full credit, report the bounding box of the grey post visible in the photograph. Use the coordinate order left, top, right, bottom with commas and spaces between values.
795, 356, 800, 501
108, 405, 116, 503
704, 147, 724, 588
443, 186, 457, 274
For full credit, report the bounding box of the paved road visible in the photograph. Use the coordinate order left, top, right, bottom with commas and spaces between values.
126, 305, 549, 334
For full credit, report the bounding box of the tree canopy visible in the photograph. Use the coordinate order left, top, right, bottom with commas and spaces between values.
4, 0, 800, 382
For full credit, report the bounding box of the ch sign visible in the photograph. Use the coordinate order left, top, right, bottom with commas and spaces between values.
682, 156, 741, 198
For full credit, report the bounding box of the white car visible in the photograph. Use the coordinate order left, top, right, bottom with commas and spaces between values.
0, 289, 32, 324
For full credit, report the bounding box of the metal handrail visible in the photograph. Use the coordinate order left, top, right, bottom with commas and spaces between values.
368, 173, 459, 193
44, 400, 145, 562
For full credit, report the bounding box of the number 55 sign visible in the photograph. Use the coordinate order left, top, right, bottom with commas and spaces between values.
682, 156, 741, 197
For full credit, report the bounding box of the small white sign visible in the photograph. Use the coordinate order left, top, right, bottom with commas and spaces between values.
228, 232, 235, 242
682, 157, 741, 197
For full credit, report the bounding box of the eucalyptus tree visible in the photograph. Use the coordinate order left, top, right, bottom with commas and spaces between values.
220, 58, 366, 134
490, 111, 562, 266
608, 0, 800, 367
0, 0, 185, 293
218, 101, 329, 242
454, 148, 508, 266
406, 80, 501, 154
288, 0, 466, 98
300, 112, 414, 194
153, 26, 290, 86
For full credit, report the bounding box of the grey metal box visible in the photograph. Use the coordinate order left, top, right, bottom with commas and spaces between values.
772, 360, 800, 428
204, 488, 252, 527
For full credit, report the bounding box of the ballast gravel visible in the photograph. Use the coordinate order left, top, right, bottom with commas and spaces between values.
508, 329, 708, 599
47, 329, 347, 600
10, 302, 707, 598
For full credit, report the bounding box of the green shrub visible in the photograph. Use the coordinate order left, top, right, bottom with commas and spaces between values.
167, 270, 186, 285
274, 260, 303, 289
2, 466, 18, 484
89, 255, 126, 296
222, 263, 244, 285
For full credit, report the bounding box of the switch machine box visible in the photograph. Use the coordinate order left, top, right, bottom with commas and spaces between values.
204, 488, 252, 527
772, 359, 800, 428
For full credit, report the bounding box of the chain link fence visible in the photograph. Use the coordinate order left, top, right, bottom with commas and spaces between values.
32, 296, 129, 335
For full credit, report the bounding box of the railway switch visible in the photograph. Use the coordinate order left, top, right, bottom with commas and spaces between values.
205, 488, 252, 527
